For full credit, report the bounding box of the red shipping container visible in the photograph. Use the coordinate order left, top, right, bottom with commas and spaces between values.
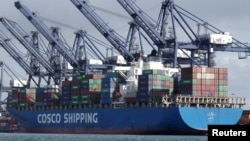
71, 80, 81, 85
125, 97, 137, 103
62, 80, 71, 86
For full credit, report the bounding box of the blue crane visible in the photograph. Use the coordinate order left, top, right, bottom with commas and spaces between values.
71, 28, 129, 76
117, 0, 250, 67
70, 0, 148, 63
0, 18, 54, 74
0, 31, 39, 87
14, 1, 79, 70
0, 18, 71, 85
72, 30, 111, 75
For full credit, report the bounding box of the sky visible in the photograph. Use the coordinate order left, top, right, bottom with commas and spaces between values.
0, 0, 250, 109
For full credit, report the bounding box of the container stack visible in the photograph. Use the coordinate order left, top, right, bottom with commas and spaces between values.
180, 67, 228, 97
80, 74, 102, 105
137, 69, 174, 103
34, 87, 45, 107
43, 85, 60, 106
61, 74, 103, 106
101, 72, 118, 104
7, 90, 19, 108
70, 79, 81, 105
61, 80, 71, 106
18, 87, 36, 107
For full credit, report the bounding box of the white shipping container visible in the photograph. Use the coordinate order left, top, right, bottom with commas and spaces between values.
197, 73, 202, 79
204, 73, 214, 79
201, 67, 207, 73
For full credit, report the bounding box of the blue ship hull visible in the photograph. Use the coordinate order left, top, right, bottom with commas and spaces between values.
7, 106, 243, 135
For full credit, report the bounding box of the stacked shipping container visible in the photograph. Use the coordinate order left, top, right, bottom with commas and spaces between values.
7, 67, 229, 108
61, 80, 71, 105
180, 67, 228, 97
61, 74, 103, 106
137, 69, 174, 103
6, 90, 19, 108
18, 88, 36, 107
7, 86, 60, 108
80, 74, 102, 105
43, 85, 60, 106
101, 72, 121, 104
34, 88, 45, 107
70, 79, 82, 105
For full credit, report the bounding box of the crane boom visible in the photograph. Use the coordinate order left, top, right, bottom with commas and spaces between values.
0, 32, 34, 75
0, 18, 54, 73
70, 0, 135, 62
117, 0, 166, 48
14, 1, 79, 68
118, 0, 250, 67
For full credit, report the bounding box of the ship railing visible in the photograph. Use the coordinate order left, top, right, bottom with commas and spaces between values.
174, 95, 246, 108
112, 101, 126, 109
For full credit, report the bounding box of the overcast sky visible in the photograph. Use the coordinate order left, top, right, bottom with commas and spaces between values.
0, 0, 250, 109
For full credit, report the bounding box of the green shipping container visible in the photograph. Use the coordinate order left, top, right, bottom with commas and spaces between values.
142, 69, 164, 75
70, 100, 80, 105
71, 95, 80, 100
180, 79, 197, 85
80, 100, 92, 104
71, 85, 81, 90
74, 75, 86, 80
19, 103, 28, 107
81, 79, 94, 84
20, 88, 30, 94
105, 72, 118, 78
80, 95, 92, 100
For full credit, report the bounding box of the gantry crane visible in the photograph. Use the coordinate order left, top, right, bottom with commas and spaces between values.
0, 18, 54, 74
47, 27, 65, 84
38, 17, 115, 75
14, 1, 79, 71
74, 2, 156, 58
117, 0, 250, 68
0, 31, 39, 87
73, 30, 111, 75
73, 30, 106, 63
70, 0, 148, 63
0, 18, 70, 85
14, 1, 113, 77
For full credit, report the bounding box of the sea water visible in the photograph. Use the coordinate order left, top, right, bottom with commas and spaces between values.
0, 133, 207, 141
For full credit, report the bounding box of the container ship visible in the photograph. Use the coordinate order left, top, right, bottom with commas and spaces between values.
6, 57, 246, 135
2, 0, 248, 135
